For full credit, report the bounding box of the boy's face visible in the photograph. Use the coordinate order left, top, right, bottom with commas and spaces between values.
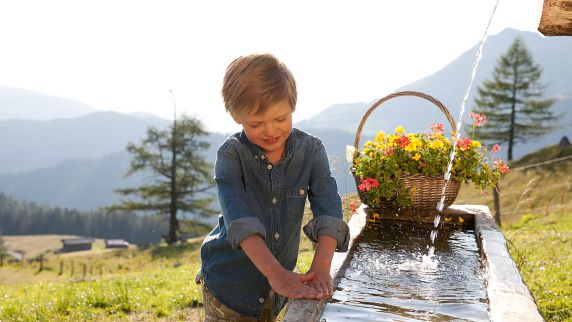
232, 100, 293, 161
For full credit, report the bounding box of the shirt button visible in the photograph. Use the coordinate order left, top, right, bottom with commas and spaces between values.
254, 155, 259, 160
267, 164, 273, 170
261, 155, 266, 160
299, 189, 305, 196
259, 297, 265, 303
272, 197, 278, 204
274, 232, 280, 240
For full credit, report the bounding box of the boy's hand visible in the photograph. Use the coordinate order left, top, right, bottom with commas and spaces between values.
239, 234, 325, 300
306, 268, 333, 299
307, 235, 338, 299
268, 269, 324, 300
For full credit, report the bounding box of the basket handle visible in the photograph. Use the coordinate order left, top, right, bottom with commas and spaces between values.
353, 91, 456, 150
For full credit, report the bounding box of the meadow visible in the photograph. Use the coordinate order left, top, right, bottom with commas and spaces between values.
1, 150, 571, 321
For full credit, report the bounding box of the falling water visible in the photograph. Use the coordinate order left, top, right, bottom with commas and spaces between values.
423, 0, 501, 264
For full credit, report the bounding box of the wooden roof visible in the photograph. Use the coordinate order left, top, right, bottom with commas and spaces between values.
538, 0, 572, 36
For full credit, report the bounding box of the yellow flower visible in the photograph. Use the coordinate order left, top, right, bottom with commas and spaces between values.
364, 140, 374, 148
412, 153, 421, 161
407, 137, 422, 151
375, 131, 386, 143
429, 139, 444, 150
470, 140, 482, 148
395, 126, 405, 134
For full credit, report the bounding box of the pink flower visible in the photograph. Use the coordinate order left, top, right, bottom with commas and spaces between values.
349, 199, 357, 214
469, 112, 487, 127
384, 146, 395, 156
494, 160, 510, 174
457, 137, 472, 150
492, 144, 500, 153
431, 123, 445, 134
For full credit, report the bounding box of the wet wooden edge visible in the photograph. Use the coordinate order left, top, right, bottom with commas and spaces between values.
459, 205, 545, 322
282, 205, 544, 322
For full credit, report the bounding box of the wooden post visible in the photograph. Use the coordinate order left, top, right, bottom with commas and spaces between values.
37, 255, 44, 273
59, 261, 64, 275
493, 184, 501, 226
82, 263, 87, 279
0, 255, 3, 267
538, 0, 572, 36
70, 261, 74, 276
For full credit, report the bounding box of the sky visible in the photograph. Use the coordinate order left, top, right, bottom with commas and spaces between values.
0, 0, 545, 132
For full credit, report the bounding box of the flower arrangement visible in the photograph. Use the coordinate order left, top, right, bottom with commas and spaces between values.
352, 112, 509, 209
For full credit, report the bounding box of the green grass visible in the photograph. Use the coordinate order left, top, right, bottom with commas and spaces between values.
503, 211, 572, 321
0, 241, 205, 321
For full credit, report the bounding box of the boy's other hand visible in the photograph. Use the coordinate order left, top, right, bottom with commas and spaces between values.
268, 269, 325, 300
307, 268, 333, 299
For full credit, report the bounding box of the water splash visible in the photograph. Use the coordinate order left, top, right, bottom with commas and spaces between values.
428, 0, 501, 258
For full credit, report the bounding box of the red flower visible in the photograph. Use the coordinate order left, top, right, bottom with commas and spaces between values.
358, 177, 379, 192
492, 144, 500, 153
457, 137, 472, 150
397, 136, 410, 148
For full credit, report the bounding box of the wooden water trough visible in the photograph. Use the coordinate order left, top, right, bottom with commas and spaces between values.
283, 205, 544, 322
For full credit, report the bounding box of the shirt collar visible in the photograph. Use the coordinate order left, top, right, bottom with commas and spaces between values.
239, 129, 295, 161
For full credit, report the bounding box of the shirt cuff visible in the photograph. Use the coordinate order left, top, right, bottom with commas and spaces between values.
303, 216, 350, 252
227, 217, 267, 249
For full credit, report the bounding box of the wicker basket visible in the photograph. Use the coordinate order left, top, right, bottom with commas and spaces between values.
351, 91, 461, 212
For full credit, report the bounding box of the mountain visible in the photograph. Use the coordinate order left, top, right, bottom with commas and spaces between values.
0, 112, 227, 211
0, 111, 172, 175
0, 86, 97, 120
296, 28, 572, 159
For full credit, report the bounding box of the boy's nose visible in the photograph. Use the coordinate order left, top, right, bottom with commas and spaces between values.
263, 123, 277, 136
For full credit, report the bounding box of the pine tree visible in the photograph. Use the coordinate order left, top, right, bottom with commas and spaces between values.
472, 37, 557, 162
107, 115, 216, 245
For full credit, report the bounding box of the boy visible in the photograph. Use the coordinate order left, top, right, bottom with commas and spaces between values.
199, 53, 349, 321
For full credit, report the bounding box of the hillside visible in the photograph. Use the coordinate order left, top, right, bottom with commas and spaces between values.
456, 144, 572, 225
0, 111, 172, 175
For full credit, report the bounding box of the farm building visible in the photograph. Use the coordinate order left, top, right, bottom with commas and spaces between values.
105, 239, 129, 249
60, 238, 94, 253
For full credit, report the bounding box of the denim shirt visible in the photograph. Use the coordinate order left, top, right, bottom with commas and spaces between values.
200, 128, 350, 319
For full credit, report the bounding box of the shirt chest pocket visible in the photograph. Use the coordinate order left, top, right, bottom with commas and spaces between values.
286, 186, 308, 226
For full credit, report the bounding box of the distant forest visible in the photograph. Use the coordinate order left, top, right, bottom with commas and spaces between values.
0, 193, 211, 245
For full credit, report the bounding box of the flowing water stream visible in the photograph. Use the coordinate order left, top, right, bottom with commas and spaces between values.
424, 0, 500, 263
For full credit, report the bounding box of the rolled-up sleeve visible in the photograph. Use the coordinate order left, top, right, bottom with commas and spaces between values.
215, 144, 266, 249
303, 216, 349, 252
304, 139, 350, 252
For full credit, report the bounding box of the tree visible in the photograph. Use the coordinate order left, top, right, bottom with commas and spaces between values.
471, 37, 557, 226
471, 37, 557, 162
108, 115, 216, 245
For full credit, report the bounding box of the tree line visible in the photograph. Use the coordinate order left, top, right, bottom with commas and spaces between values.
0, 192, 168, 245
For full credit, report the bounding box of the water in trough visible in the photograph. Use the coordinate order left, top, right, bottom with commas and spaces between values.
320, 219, 489, 321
